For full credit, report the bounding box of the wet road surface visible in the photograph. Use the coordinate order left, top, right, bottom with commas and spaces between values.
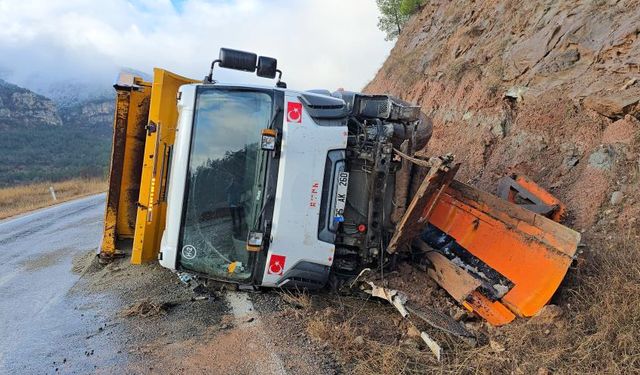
0, 194, 121, 374
0, 194, 335, 375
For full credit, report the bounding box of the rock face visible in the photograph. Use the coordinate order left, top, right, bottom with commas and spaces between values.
0, 79, 114, 186
365, 0, 640, 228
59, 99, 115, 132
0, 78, 115, 131
0, 79, 62, 128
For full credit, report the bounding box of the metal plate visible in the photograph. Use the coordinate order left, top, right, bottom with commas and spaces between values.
335, 171, 349, 217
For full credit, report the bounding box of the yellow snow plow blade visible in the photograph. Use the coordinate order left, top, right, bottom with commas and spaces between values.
99, 69, 198, 263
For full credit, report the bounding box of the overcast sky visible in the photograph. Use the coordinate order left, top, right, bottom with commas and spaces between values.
0, 0, 393, 94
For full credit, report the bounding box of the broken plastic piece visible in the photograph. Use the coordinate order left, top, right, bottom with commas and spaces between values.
364, 281, 409, 317
178, 272, 193, 285
361, 281, 442, 361
420, 332, 442, 361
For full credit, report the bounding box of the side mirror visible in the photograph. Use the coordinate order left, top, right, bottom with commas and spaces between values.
261, 128, 277, 151
246, 231, 264, 252
256, 56, 277, 79
219, 48, 257, 72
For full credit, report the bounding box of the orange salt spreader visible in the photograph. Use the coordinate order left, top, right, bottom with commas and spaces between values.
388, 157, 579, 326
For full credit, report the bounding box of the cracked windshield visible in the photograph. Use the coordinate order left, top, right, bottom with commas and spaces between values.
179, 89, 272, 280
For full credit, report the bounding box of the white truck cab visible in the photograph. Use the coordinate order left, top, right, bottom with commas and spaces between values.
159, 82, 349, 288
156, 48, 420, 289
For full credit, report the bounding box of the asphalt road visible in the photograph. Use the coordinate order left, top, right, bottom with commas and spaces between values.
0, 194, 335, 375
0, 194, 116, 374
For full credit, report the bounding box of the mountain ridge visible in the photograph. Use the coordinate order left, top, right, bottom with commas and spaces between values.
0, 78, 114, 186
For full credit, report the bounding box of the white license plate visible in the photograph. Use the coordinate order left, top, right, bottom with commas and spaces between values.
335, 171, 349, 217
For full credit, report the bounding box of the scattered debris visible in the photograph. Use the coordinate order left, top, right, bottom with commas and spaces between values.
359, 280, 476, 360
406, 305, 476, 345
363, 281, 409, 317
119, 300, 175, 317
420, 332, 442, 361
177, 272, 194, 285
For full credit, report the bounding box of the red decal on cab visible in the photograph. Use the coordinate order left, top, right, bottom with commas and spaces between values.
267, 254, 286, 275
309, 182, 320, 208
287, 102, 302, 123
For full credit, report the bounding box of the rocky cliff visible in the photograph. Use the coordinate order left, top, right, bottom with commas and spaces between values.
0, 79, 113, 185
0, 79, 62, 129
366, 0, 640, 229
59, 98, 115, 134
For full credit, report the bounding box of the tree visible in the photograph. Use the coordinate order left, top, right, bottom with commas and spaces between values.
376, 0, 425, 41
399, 0, 424, 16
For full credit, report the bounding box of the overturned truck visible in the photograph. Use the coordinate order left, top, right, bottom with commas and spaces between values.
100, 48, 579, 327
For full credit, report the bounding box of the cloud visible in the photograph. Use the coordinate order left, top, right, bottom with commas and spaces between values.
0, 0, 392, 93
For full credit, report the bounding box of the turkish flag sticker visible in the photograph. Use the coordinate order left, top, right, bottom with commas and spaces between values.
287, 101, 302, 123
267, 254, 286, 276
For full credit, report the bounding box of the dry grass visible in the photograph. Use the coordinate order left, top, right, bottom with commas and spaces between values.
280, 290, 312, 310
305, 295, 443, 374
301, 226, 640, 374
0, 178, 107, 220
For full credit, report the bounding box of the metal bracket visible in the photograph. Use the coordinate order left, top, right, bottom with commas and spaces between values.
497, 174, 565, 221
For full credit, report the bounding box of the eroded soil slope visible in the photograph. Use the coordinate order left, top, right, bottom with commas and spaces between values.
366, 0, 640, 229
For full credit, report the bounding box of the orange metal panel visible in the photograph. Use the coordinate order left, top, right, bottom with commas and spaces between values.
463, 291, 515, 326
100, 89, 131, 256
428, 180, 580, 318
514, 175, 566, 222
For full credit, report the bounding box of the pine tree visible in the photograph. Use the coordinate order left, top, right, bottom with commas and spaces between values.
376, 0, 425, 41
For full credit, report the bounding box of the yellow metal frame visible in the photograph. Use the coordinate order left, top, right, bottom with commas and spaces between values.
131, 69, 198, 264
100, 78, 151, 257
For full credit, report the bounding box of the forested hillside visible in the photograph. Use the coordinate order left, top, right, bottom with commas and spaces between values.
0, 79, 113, 186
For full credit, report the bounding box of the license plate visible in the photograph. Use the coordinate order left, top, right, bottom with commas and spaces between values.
335, 171, 349, 217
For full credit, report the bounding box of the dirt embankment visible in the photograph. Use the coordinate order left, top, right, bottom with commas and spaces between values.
290, 1, 640, 373
366, 0, 640, 230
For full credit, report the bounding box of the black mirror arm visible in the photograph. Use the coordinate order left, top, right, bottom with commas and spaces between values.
205, 59, 221, 83
275, 70, 287, 88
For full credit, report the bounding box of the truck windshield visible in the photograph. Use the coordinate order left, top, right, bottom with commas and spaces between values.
179, 88, 272, 280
